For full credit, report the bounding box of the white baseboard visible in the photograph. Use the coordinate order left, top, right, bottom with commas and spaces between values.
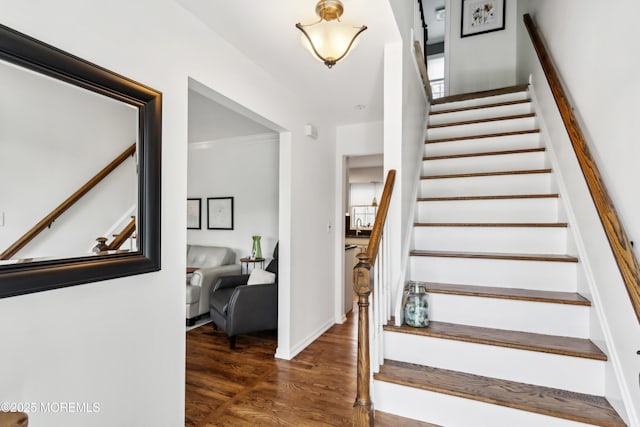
275, 318, 335, 361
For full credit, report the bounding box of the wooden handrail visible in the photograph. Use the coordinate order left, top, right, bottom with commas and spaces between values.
107, 217, 136, 250
414, 41, 433, 102
353, 169, 396, 426
524, 13, 640, 323
366, 170, 397, 264
1, 143, 136, 260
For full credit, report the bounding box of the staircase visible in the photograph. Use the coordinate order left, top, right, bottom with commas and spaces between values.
373, 86, 627, 426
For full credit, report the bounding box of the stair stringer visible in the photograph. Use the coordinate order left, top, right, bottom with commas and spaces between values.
528, 77, 638, 426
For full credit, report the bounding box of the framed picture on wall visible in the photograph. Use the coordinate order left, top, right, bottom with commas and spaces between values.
187, 198, 202, 229
207, 197, 234, 230
461, 0, 506, 38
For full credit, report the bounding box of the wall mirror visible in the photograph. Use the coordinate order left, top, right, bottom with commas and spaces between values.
0, 23, 161, 298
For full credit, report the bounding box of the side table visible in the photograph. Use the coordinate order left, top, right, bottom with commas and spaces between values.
239, 257, 265, 274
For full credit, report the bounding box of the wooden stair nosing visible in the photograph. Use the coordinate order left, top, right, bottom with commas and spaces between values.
431, 84, 529, 105
421, 168, 551, 180
375, 410, 442, 427
426, 129, 540, 144
417, 194, 559, 202
410, 249, 579, 263
423, 147, 545, 161
430, 98, 532, 115
384, 321, 606, 361
375, 361, 625, 427
428, 113, 536, 129
414, 222, 568, 228
420, 282, 591, 306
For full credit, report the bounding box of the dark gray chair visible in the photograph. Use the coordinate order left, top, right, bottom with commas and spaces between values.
209, 243, 278, 349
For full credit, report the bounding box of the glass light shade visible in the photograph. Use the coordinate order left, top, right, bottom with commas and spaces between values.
299, 20, 366, 67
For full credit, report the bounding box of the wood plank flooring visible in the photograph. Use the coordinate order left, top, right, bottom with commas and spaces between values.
186, 311, 434, 426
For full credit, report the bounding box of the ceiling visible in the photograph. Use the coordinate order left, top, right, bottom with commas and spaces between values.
176, 0, 400, 128
188, 90, 274, 143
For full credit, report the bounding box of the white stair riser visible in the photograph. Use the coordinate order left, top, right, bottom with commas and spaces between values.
426, 293, 590, 338
416, 198, 559, 223
429, 102, 533, 126
414, 226, 567, 254
374, 381, 595, 427
420, 173, 551, 197
430, 91, 530, 113
426, 133, 541, 156
410, 256, 577, 292
428, 117, 536, 141
423, 151, 546, 176
384, 332, 604, 395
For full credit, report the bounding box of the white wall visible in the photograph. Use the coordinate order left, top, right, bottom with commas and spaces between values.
187, 134, 279, 262
0, 59, 137, 260
515, 1, 640, 424
0, 0, 338, 425
446, 0, 518, 95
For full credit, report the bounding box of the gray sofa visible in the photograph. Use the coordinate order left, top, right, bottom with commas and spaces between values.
186, 245, 241, 326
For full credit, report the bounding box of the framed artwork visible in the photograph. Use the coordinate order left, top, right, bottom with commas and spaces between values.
461, 0, 506, 38
187, 198, 201, 230
207, 197, 234, 230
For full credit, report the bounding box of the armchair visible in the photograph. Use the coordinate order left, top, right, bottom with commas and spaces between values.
210, 243, 278, 349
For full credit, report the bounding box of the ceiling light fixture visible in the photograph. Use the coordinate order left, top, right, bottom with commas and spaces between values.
295, 0, 367, 69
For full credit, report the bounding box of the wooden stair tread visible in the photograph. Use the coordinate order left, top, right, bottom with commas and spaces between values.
421, 168, 551, 180
410, 249, 579, 263
430, 98, 531, 115
432, 84, 529, 105
426, 129, 540, 144
414, 222, 567, 228
375, 410, 442, 427
384, 321, 606, 360
418, 194, 559, 202
375, 361, 625, 426
421, 282, 591, 306
428, 113, 535, 129
424, 147, 545, 161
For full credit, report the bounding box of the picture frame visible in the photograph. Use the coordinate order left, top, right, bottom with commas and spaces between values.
207, 197, 234, 230
461, 0, 506, 38
187, 198, 201, 230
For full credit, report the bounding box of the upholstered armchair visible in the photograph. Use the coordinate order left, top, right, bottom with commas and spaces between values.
210, 243, 278, 349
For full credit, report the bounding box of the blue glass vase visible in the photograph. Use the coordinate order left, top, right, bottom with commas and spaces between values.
404, 282, 429, 327
251, 235, 262, 259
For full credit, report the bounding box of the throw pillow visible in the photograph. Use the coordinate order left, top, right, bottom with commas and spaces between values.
247, 268, 276, 286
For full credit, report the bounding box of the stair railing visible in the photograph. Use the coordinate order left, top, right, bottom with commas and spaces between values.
107, 217, 136, 251
1, 143, 136, 260
524, 14, 640, 323
413, 41, 433, 102
353, 169, 396, 426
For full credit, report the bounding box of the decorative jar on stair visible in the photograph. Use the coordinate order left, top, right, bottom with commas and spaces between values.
403, 281, 429, 327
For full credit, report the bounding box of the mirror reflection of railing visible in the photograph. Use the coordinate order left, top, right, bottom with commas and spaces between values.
1, 143, 137, 261
0, 22, 161, 299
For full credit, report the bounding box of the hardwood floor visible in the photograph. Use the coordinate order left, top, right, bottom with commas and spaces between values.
186, 313, 360, 426
186, 312, 438, 426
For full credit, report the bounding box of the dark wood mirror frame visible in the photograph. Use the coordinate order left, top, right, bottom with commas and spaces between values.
0, 23, 161, 298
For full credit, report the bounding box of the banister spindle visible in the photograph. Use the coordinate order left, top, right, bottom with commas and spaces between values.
353, 251, 373, 426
